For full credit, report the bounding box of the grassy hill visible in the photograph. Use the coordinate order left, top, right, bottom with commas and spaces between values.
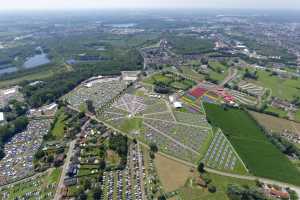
204, 103, 300, 186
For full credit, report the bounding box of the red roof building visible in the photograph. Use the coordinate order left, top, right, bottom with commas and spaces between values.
270, 189, 289, 199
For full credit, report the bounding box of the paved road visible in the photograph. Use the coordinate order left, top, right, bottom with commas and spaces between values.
67, 105, 300, 197
53, 139, 76, 200
205, 168, 300, 197
53, 119, 90, 200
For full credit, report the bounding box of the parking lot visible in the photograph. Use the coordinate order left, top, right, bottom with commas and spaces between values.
64, 77, 128, 110
0, 119, 52, 185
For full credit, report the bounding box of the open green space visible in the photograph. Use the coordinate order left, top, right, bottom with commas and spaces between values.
119, 117, 143, 133
144, 73, 173, 84
207, 61, 229, 83
177, 172, 255, 200
143, 71, 196, 92
204, 103, 300, 186
264, 105, 288, 118
180, 66, 205, 82
167, 35, 214, 54
51, 109, 68, 139
294, 110, 300, 122
48, 168, 62, 183
246, 68, 300, 101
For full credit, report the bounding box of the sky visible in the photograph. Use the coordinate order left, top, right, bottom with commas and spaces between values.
0, 0, 300, 10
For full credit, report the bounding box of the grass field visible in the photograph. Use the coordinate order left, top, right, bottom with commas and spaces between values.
143, 71, 196, 91
249, 111, 300, 135
294, 110, 300, 122
48, 168, 62, 183
248, 69, 300, 101
51, 109, 67, 139
264, 105, 288, 118
178, 172, 255, 200
0, 69, 56, 88
154, 152, 254, 200
143, 73, 173, 85
119, 117, 143, 133
180, 66, 205, 82
155, 153, 193, 192
204, 103, 300, 185
208, 61, 229, 83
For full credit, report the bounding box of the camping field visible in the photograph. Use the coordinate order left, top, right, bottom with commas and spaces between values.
204, 103, 300, 186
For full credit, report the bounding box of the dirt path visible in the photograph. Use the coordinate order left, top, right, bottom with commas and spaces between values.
140, 116, 211, 129
165, 99, 177, 122
220, 68, 238, 86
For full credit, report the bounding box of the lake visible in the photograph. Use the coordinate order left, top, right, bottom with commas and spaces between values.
0, 67, 17, 75
23, 53, 50, 69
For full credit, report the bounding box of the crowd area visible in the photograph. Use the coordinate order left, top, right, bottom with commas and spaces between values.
64, 78, 128, 110
0, 119, 52, 185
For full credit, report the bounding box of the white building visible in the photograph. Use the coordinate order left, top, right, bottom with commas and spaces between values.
173, 101, 183, 108
121, 71, 141, 81
0, 112, 4, 123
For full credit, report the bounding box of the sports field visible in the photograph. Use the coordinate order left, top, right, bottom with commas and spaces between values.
204, 103, 300, 186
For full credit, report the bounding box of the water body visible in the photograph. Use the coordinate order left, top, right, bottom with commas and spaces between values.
0, 67, 17, 75
96, 46, 106, 51
23, 53, 50, 69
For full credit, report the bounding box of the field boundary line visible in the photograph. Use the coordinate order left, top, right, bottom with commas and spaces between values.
217, 128, 249, 172
140, 116, 211, 129
143, 121, 201, 155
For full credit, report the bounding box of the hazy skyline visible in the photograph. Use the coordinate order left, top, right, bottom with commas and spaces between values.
0, 0, 300, 10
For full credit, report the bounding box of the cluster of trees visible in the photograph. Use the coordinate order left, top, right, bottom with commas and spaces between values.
1, 100, 28, 121
0, 100, 29, 160
149, 142, 158, 159
34, 146, 65, 171
86, 100, 96, 114
108, 134, 128, 169
204, 75, 218, 84
21, 46, 142, 108
227, 184, 267, 200
74, 178, 102, 200
267, 134, 300, 159
154, 83, 171, 94
167, 35, 215, 55
243, 69, 259, 80
248, 109, 300, 160
0, 116, 29, 159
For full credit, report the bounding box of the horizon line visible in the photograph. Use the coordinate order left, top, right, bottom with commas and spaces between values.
1, 7, 300, 12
